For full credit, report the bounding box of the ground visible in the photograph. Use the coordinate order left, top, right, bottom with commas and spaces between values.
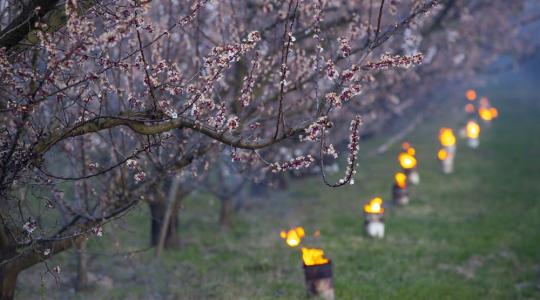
16, 59, 540, 299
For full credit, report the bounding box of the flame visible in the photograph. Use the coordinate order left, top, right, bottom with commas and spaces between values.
465, 89, 477, 101
401, 142, 411, 151
398, 153, 417, 169
478, 107, 493, 121
364, 197, 384, 214
490, 107, 498, 118
402, 142, 416, 156
395, 172, 407, 189
301, 247, 329, 266
437, 148, 448, 161
439, 128, 456, 147
466, 121, 480, 139
465, 103, 475, 113
280, 227, 305, 247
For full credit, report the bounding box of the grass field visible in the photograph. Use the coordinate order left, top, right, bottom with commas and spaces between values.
17, 62, 540, 299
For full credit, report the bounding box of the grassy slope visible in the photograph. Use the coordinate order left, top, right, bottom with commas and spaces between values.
17, 63, 540, 299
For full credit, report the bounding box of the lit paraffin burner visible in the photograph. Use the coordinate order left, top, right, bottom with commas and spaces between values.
392, 172, 409, 205
363, 197, 385, 238
302, 247, 334, 300
401, 142, 420, 185
438, 128, 457, 174
478, 97, 498, 126
466, 120, 480, 149
279, 228, 334, 300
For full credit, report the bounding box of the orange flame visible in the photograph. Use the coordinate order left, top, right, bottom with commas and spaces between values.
364, 197, 384, 214
478, 107, 493, 121
395, 172, 407, 189
398, 153, 417, 169
466, 121, 480, 139
301, 247, 329, 266
280, 227, 305, 247
490, 107, 498, 118
402, 142, 416, 156
465, 103, 475, 114
401, 142, 411, 151
437, 148, 448, 161
439, 128, 456, 147
465, 89, 477, 101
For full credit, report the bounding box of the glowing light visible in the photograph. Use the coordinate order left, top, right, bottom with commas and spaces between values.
394, 172, 407, 189
364, 197, 384, 214
439, 128, 456, 147
398, 153, 417, 169
465, 89, 477, 101
478, 107, 493, 121
402, 142, 416, 156
490, 107, 498, 118
479, 97, 490, 107
466, 121, 480, 139
301, 247, 329, 266
280, 227, 305, 247
465, 103, 475, 113
437, 148, 448, 161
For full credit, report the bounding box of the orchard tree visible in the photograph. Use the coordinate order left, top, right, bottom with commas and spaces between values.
1, 0, 538, 299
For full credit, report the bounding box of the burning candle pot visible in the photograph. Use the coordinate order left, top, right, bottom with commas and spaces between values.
438, 128, 457, 174
363, 197, 385, 238
465, 89, 477, 102
478, 97, 498, 126
302, 247, 335, 300
392, 172, 409, 205
280, 228, 334, 300
466, 120, 480, 149
400, 142, 420, 185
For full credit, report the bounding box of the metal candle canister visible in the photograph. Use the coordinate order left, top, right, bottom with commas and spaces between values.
392, 172, 409, 205
302, 248, 335, 300
363, 197, 385, 238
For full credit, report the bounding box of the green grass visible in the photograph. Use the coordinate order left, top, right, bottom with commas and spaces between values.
17, 68, 540, 299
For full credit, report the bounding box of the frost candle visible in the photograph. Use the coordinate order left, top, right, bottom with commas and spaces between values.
392, 172, 409, 205
280, 228, 334, 300
466, 120, 480, 149
478, 100, 498, 127
400, 142, 420, 185
302, 247, 335, 300
363, 197, 385, 238
438, 128, 457, 174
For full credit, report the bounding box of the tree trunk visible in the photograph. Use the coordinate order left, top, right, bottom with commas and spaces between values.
0, 267, 19, 300
219, 197, 233, 229
149, 201, 179, 249
74, 240, 88, 290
